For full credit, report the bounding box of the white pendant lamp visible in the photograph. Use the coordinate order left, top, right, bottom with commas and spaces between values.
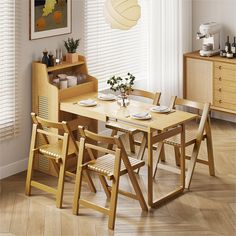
104, 0, 141, 30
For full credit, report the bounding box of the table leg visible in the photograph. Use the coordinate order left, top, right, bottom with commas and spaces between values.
147, 130, 153, 206
180, 124, 186, 189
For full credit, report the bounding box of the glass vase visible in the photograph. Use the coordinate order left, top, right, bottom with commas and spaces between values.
117, 94, 130, 107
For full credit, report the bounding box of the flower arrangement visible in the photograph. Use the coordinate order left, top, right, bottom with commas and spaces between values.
107, 73, 135, 106
107, 73, 135, 94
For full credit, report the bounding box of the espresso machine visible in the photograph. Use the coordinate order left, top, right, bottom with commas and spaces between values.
197, 22, 221, 57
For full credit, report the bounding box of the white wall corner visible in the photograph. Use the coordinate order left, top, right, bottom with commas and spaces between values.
0, 158, 28, 180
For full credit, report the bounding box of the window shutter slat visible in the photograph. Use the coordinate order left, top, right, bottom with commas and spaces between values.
0, 0, 18, 141
84, 0, 150, 91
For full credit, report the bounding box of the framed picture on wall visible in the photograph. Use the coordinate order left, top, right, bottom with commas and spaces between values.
30, 0, 72, 40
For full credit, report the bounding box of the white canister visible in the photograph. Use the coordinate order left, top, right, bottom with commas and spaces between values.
67, 76, 77, 87
60, 79, 68, 89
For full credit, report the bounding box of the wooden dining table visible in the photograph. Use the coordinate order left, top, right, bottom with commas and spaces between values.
60, 92, 197, 208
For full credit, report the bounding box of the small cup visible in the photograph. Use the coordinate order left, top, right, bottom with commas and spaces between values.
67, 75, 77, 87
60, 79, 68, 89
227, 52, 234, 59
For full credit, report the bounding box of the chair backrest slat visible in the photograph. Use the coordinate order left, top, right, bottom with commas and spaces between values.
37, 129, 64, 140
34, 114, 65, 130
78, 126, 125, 158
175, 97, 205, 110
85, 143, 116, 156
79, 126, 116, 145
130, 89, 161, 106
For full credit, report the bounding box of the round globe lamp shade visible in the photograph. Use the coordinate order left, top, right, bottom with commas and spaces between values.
104, 0, 141, 30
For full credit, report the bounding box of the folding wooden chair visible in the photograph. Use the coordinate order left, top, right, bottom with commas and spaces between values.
25, 113, 95, 208
106, 89, 161, 160
153, 97, 215, 189
72, 126, 148, 230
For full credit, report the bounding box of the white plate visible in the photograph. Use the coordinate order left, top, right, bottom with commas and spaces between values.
98, 93, 116, 101
78, 100, 97, 107
150, 106, 171, 113
131, 113, 152, 120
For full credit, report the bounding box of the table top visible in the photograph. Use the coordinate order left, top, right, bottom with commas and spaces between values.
60, 92, 197, 132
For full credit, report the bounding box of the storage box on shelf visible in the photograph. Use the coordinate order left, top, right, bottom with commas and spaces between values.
184, 51, 236, 115
32, 55, 98, 175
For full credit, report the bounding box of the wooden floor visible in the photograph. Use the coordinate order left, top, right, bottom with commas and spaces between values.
0, 119, 236, 236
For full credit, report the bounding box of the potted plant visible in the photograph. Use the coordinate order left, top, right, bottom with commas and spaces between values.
64, 37, 80, 63
107, 73, 135, 107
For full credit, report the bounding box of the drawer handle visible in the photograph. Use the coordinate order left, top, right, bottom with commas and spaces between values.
219, 77, 222, 81
219, 100, 222, 104
218, 88, 222, 92
218, 66, 222, 70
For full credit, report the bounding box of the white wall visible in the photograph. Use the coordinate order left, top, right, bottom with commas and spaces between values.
0, 0, 84, 179
192, 0, 236, 50
192, 0, 236, 122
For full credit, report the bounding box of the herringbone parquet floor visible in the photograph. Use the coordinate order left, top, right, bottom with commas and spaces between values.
0, 119, 236, 236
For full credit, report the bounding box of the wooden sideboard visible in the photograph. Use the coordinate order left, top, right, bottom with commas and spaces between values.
184, 51, 236, 114
32, 55, 98, 175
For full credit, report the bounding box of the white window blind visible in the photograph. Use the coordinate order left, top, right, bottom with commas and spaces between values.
84, 0, 150, 90
0, 0, 18, 141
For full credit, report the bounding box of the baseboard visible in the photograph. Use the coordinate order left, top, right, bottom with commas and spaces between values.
212, 111, 236, 123
0, 158, 28, 180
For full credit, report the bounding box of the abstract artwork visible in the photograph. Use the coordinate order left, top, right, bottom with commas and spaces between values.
30, 0, 71, 40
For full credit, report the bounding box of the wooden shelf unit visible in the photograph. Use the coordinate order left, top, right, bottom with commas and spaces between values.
32, 55, 98, 175
184, 51, 236, 115
47, 61, 85, 72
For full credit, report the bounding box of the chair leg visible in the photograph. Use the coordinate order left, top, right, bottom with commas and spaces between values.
136, 133, 147, 174
99, 176, 111, 199
153, 142, 165, 178
174, 146, 181, 166
108, 130, 118, 150
128, 133, 136, 154
25, 150, 35, 196
206, 137, 215, 176
159, 143, 166, 162
83, 170, 97, 193
56, 161, 66, 208
185, 141, 201, 189
205, 119, 215, 176
127, 168, 148, 211
72, 165, 83, 215
108, 151, 121, 230
25, 124, 37, 196
73, 138, 86, 214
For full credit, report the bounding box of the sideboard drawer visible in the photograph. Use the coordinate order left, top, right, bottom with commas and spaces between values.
214, 62, 236, 82
214, 99, 236, 111
214, 79, 236, 93
214, 89, 236, 111
215, 62, 236, 71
